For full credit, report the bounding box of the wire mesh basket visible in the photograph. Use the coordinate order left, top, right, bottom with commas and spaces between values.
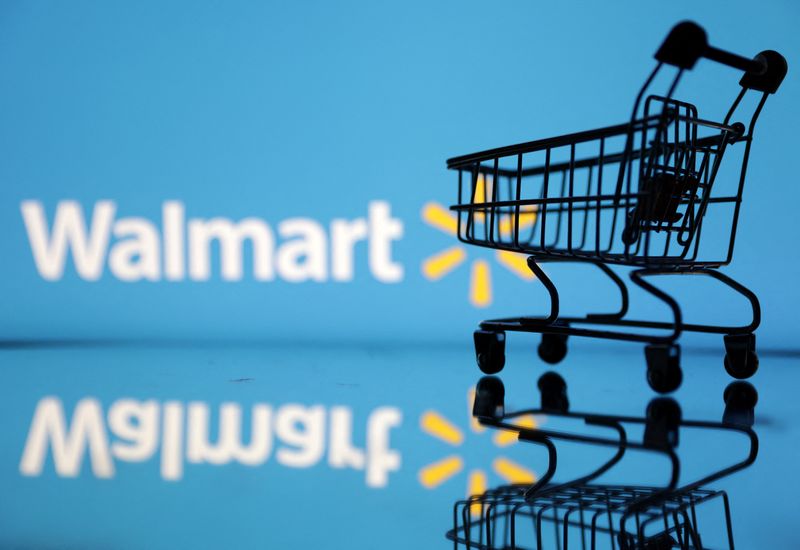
446, 374, 760, 549
456, 22, 788, 392
448, 483, 734, 550
447, 25, 785, 269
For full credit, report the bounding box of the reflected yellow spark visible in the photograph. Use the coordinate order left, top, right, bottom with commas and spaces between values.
468, 469, 488, 516
470, 260, 492, 308
421, 246, 467, 280
496, 250, 536, 281
493, 415, 537, 447
422, 202, 458, 236
420, 411, 465, 446
493, 457, 536, 484
419, 390, 543, 500
418, 455, 464, 488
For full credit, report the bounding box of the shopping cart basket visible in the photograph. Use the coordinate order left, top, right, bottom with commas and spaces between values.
447, 21, 788, 392
446, 375, 758, 549
450, 484, 735, 550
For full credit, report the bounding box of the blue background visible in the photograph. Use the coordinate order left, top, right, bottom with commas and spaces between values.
0, 0, 798, 349
0, 1, 798, 548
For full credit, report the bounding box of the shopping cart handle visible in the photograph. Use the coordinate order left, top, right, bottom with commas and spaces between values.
656, 21, 787, 94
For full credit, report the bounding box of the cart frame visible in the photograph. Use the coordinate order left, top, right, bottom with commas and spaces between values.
448, 22, 787, 392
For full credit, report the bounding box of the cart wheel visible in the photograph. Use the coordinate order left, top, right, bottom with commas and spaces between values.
644, 344, 682, 394
644, 397, 681, 448
473, 376, 505, 420
537, 333, 568, 365
723, 333, 758, 379
474, 330, 505, 374
723, 381, 758, 427
724, 352, 759, 380
538, 371, 569, 413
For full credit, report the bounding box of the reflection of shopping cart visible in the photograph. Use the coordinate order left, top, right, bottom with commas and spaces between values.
446, 375, 758, 549
447, 22, 787, 392
450, 484, 735, 550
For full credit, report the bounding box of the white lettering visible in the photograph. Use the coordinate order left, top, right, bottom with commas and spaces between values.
186, 402, 272, 466
276, 219, 327, 282
108, 218, 161, 281
161, 401, 184, 481
275, 405, 325, 468
20, 397, 402, 487
368, 201, 404, 283
328, 406, 365, 469
19, 397, 114, 478
108, 399, 159, 462
21, 200, 405, 284
163, 201, 185, 281
188, 217, 275, 281
331, 218, 368, 281
21, 200, 115, 281
365, 407, 402, 488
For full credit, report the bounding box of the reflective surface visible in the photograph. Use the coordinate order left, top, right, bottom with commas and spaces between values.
0, 343, 797, 548
453, 375, 758, 548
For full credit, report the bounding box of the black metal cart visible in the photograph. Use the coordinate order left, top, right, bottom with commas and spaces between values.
446, 374, 758, 549
447, 22, 787, 392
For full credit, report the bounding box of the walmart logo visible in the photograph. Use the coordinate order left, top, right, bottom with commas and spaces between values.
417, 388, 538, 505
20, 200, 404, 283
421, 174, 538, 307
20, 194, 538, 309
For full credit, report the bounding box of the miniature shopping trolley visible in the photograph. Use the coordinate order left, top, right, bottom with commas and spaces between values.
446, 21, 787, 392
446, 375, 758, 549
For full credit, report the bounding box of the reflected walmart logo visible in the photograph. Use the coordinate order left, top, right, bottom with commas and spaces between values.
417, 388, 538, 506
421, 174, 538, 307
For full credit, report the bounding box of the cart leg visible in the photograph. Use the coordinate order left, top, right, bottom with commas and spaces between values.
585, 261, 630, 321
698, 269, 761, 334
687, 269, 761, 379
524, 256, 631, 323
524, 256, 561, 324
628, 269, 683, 344
629, 269, 684, 393
519, 435, 558, 500
528, 258, 631, 365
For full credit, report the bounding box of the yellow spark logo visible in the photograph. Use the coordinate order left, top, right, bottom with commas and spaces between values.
421, 175, 538, 307
418, 389, 538, 513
